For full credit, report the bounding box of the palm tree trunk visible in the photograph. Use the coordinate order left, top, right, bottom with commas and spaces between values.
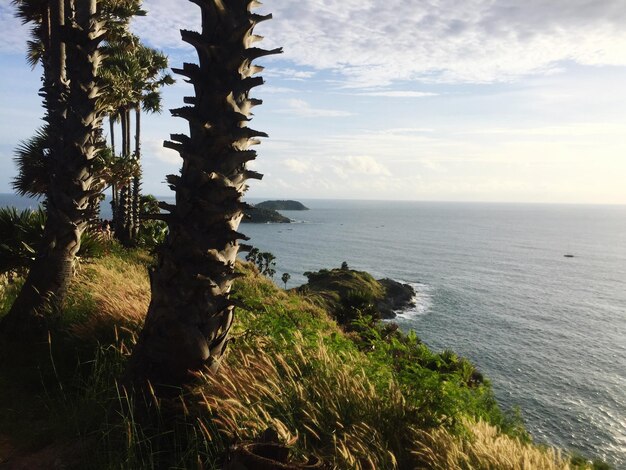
109, 116, 117, 222
116, 108, 133, 244
127, 0, 281, 392
109, 115, 116, 156
132, 105, 141, 239
2, 0, 105, 335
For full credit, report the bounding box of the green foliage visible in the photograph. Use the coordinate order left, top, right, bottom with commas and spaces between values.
0, 205, 45, 275
281, 272, 291, 288
0, 277, 23, 317
0, 206, 106, 277
571, 453, 614, 470
245, 248, 277, 278
135, 195, 168, 249
348, 315, 526, 438
300, 267, 385, 324
12, 126, 49, 197
0, 253, 604, 469
11, 127, 137, 199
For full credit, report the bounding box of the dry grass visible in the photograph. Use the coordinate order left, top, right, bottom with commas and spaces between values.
67, 254, 150, 340
192, 333, 407, 470
412, 419, 574, 470
34, 253, 590, 469
190, 331, 585, 470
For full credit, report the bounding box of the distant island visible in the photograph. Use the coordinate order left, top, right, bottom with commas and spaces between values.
242, 205, 291, 224
256, 200, 309, 211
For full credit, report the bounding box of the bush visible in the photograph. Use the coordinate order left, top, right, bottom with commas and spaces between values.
0, 206, 46, 276
0, 206, 107, 278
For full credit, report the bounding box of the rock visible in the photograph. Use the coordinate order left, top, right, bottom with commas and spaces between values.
376, 278, 416, 319
256, 200, 309, 211
242, 206, 291, 224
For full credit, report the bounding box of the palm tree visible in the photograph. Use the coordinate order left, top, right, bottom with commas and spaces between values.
101, 33, 173, 245
127, 0, 282, 391
130, 46, 174, 239
1, 0, 106, 334
281, 272, 291, 289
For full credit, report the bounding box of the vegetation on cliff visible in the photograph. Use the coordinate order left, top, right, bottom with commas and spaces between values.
242, 205, 291, 224
299, 264, 416, 321
0, 247, 606, 469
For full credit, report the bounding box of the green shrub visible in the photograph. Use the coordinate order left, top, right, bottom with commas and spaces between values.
0, 206, 106, 278
0, 206, 46, 275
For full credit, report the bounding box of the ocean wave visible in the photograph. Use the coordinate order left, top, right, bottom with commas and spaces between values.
394, 282, 433, 318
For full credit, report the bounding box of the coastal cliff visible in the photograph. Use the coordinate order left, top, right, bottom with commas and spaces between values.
242, 205, 291, 223
298, 264, 416, 322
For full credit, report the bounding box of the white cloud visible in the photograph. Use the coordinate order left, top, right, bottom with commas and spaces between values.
284, 158, 312, 174
278, 99, 353, 117
466, 123, 626, 137
145, 139, 180, 165
333, 156, 392, 178
356, 91, 438, 98
6, 0, 625, 87
0, 5, 28, 54
82, 0, 619, 88
265, 68, 317, 80
258, 86, 299, 94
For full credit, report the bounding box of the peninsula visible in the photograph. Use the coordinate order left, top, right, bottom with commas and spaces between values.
242, 205, 291, 224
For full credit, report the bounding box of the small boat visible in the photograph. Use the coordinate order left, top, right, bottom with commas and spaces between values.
564, 254, 575, 258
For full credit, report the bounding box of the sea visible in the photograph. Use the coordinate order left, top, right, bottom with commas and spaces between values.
2, 194, 625, 467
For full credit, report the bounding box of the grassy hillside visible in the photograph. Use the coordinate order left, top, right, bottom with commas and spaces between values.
0, 249, 604, 469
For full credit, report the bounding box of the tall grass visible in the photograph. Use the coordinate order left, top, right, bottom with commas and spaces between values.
66, 250, 151, 340
0, 252, 602, 469
412, 419, 573, 470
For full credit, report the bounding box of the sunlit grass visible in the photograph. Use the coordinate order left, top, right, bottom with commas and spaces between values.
0, 250, 603, 469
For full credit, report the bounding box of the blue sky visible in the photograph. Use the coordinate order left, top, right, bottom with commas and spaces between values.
1, 0, 625, 203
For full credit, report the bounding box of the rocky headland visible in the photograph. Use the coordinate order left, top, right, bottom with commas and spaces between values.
298, 264, 416, 323
242, 206, 291, 224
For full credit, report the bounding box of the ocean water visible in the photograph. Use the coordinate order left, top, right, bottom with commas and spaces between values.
2, 194, 625, 466
241, 199, 626, 467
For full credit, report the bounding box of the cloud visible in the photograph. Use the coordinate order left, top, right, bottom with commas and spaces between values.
258, 86, 299, 94
466, 123, 626, 137
278, 99, 353, 117
0, 6, 28, 54
145, 139, 180, 165
257, 0, 626, 86
356, 91, 438, 98
333, 156, 392, 178
265, 68, 317, 80
284, 158, 312, 174
6, 0, 624, 87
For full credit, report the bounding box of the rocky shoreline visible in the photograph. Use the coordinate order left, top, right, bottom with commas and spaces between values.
376, 278, 416, 319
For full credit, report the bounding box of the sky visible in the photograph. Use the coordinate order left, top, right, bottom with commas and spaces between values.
1, 0, 626, 204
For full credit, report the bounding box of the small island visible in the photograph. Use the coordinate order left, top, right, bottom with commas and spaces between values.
256, 200, 309, 211
242, 205, 291, 224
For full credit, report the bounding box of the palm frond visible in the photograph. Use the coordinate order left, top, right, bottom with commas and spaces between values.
0, 206, 46, 274
12, 126, 50, 197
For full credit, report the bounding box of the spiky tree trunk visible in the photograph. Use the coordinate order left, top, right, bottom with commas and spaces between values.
115, 107, 134, 244
109, 115, 118, 220
131, 105, 141, 239
127, 0, 281, 391
1, 0, 105, 334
